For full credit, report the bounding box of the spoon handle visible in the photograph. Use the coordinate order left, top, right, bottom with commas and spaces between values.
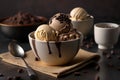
22, 58, 38, 80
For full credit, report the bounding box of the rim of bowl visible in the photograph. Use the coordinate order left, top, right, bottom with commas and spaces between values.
94, 22, 119, 29
0, 16, 46, 27
71, 15, 94, 22
28, 31, 83, 43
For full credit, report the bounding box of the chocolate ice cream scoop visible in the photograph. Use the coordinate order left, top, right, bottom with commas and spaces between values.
58, 29, 81, 41
49, 13, 72, 34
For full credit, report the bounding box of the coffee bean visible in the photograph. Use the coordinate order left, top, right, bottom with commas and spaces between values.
83, 71, 88, 74
117, 56, 120, 60
108, 63, 114, 67
102, 51, 108, 56
13, 76, 22, 80
115, 50, 120, 54
74, 72, 81, 76
17, 69, 24, 73
116, 67, 120, 71
95, 65, 100, 71
35, 57, 40, 61
86, 44, 91, 49
106, 54, 112, 59
110, 50, 115, 55
7, 76, 13, 80
95, 75, 100, 80
0, 73, 4, 77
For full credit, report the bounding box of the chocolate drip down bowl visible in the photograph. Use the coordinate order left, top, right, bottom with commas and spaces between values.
28, 31, 83, 65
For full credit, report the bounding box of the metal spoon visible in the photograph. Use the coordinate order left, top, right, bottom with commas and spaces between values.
8, 40, 37, 80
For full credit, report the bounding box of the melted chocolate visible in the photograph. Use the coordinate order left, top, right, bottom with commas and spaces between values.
55, 42, 62, 58
32, 40, 40, 60
46, 41, 62, 58
47, 42, 52, 54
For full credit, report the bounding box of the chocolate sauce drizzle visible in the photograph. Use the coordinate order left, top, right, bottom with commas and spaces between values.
47, 42, 52, 54
46, 41, 62, 58
55, 42, 62, 58
32, 40, 40, 60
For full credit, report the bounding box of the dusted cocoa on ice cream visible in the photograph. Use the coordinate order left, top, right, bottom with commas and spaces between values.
35, 13, 81, 41
49, 13, 72, 34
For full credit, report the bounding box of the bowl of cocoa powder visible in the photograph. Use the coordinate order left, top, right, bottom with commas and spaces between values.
0, 12, 47, 42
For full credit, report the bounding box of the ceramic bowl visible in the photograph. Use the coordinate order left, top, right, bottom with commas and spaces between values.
71, 16, 94, 36
28, 31, 83, 65
0, 16, 47, 42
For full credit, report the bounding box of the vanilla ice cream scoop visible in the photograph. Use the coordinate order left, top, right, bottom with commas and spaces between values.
70, 7, 89, 21
49, 13, 72, 34
34, 24, 57, 41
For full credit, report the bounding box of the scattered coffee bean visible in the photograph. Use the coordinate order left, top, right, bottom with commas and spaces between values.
117, 56, 120, 60
17, 69, 24, 73
116, 67, 120, 71
95, 75, 100, 80
86, 44, 91, 49
108, 63, 114, 67
115, 50, 120, 54
82, 71, 88, 74
106, 54, 112, 59
7, 76, 13, 80
95, 65, 100, 71
102, 51, 108, 56
35, 57, 40, 61
13, 76, 22, 80
0, 73, 4, 77
90, 41, 94, 46
110, 50, 115, 55
74, 72, 81, 76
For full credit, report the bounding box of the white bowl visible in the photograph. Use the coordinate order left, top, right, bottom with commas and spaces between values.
71, 16, 94, 36
28, 31, 83, 65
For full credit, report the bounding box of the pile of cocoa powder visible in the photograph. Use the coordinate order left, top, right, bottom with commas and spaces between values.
1, 12, 45, 25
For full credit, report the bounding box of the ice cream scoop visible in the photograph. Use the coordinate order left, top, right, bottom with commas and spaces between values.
49, 13, 72, 34
70, 7, 89, 21
34, 24, 57, 41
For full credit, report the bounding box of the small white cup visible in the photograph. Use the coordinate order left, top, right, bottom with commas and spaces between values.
94, 22, 120, 49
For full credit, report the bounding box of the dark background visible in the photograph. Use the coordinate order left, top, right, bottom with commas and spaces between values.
0, 0, 119, 23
